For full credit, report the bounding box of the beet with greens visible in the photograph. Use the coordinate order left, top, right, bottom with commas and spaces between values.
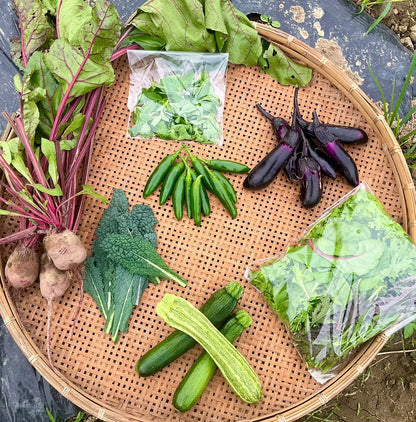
0, 0, 141, 366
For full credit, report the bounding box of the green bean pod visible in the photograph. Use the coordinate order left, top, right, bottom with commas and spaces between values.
206, 167, 238, 218
191, 175, 203, 227
185, 167, 193, 218
205, 159, 250, 173
172, 170, 186, 220
143, 146, 184, 198
159, 161, 185, 205
210, 169, 237, 203
191, 169, 210, 217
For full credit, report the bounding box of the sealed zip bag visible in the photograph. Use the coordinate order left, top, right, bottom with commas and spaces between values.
248, 183, 416, 383
127, 50, 228, 145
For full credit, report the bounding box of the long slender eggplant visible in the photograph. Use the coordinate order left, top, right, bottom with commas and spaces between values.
293, 87, 312, 132
298, 120, 368, 144
319, 124, 368, 144
296, 134, 323, 207
298, 156, 322, 208
285, 144, 300, 181
293, 88, 368, 144
302, 133, 337, 179
256, 104, 290, 141
243, 126, 301, 189
312, 111, 359, 187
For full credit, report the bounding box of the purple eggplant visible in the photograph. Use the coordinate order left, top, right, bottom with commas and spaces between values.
298, 119, 368, 145
302, 133, 337, 179
312, 112, 359, 187
293, 87, 313, 132
296, 132, 323, 208
297, 156, 322, 208
293, 88, 368, 144
319, 124, 368, 144
243, 127, 301, 190
285, 145, 300, 182
256, 104, 290, 141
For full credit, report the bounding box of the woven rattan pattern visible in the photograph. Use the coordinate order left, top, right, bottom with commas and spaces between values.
2, 55, 404, 421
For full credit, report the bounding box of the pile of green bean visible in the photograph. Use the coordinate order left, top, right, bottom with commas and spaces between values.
143, 145, 250, 226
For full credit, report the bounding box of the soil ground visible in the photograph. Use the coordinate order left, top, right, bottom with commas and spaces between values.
72, 2, 416, 422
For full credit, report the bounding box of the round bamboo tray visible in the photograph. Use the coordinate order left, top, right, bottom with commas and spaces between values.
0, 24, 415, 422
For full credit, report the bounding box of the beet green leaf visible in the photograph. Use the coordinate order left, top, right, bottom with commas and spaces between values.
10, 0, 55, 69
127, 0, 312, 86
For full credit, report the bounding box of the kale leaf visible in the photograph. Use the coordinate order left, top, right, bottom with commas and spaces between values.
83, 189, 186, 343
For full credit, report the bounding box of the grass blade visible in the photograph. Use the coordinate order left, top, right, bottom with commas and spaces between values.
368, 63, 388, 119
389, 49, 416, 126
365, 2, 391, 35
398, 103, 416, 128
401, 128, 416, 147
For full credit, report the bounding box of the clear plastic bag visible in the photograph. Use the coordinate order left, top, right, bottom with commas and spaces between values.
248, 182, 416, 383
127, 50, 228, 145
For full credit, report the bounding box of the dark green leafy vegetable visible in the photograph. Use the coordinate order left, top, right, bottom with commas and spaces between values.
84, 189, 186, 343
126, 0, 312, 87
250, 186, 416, 378
101, 234, 187, 287
129, 71, 222, 144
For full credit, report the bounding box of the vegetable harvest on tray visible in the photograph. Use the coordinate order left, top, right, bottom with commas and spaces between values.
1, 0, 415, 418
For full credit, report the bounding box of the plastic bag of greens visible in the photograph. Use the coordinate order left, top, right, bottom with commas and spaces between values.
127, 50, 228, 145
248, 182, 416, 383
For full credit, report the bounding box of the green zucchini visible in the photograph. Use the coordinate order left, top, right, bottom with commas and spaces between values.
156, 294, 262, 404
173, 309, 252, 412
136, 281, 244, 377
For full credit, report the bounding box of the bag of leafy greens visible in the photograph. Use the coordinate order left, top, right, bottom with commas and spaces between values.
248, 182, 416, 383
127, 50, 228, 145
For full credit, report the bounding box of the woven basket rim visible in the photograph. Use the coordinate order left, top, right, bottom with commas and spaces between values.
0, 24, 415, 422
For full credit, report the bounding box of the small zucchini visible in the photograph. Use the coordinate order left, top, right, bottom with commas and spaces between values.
136, 281, 244, 377
173, 309, 252, 412
156, 294, 262, 404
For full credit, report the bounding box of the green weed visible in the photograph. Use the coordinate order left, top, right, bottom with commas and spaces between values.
354, 1, 408, 34
46, 409, 85, 422
302, 404, 341, 421
368, 49, 416, 162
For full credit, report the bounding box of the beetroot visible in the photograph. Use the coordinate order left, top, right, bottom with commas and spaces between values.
43, 229, 87, 271
39, 253, 71, 367
5, 243, 40, 289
